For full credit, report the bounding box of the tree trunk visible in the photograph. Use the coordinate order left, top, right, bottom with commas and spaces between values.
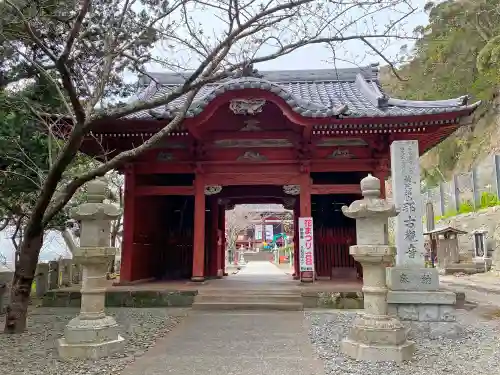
3, 229, 43, 333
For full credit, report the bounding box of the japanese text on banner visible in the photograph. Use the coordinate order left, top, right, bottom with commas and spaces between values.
299, 217, 314, 272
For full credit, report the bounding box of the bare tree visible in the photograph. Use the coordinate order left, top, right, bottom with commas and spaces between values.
0, 0, 416, 332
225, 205, 261, 251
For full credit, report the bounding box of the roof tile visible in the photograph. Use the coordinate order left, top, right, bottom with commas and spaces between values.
127, 65, 480, 120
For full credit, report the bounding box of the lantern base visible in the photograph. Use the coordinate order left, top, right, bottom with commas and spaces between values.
341, 337, 414, 363
57, 335, 125, 360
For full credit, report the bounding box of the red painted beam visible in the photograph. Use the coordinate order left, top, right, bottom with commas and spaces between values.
134, 159, 380, 175
203, 130, 300, 142
134, 162, 193, 174
311, 184, 361, 195
135, 186, 194, 196
311, 159, 375, 172
204, 173, 301, 186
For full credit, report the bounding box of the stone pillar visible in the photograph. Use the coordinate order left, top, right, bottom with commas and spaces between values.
57, 178, 124, 359
72, 263, 82, 285
341, 174, 414, 362
35, 263, 49, 298
58, 258, 72, 287
48, 261, 59, 290
387, 140, 456, 322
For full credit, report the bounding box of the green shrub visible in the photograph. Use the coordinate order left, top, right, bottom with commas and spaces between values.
480, 192, 500, 208
458, 200, 474, 214
435, 195, 500, 223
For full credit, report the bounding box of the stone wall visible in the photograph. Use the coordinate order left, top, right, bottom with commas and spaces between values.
436, 206, 500, 258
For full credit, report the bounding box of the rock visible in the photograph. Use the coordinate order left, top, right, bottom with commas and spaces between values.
428, 322, 464, 339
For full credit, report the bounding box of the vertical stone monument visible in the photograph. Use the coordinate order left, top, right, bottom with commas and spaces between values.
387, 140, 456, 321
48, 261, 59, 290
58, 258, 73, 287
341, 174, 415, 362
57, 178, 124, 359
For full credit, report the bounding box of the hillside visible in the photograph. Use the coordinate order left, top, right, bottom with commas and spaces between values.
380, 0, 500, 187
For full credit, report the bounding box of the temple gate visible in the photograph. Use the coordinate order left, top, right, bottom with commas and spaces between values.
79, 64, 479, 284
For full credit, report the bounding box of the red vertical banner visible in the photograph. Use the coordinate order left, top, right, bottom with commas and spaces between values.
299, 217, 314, 281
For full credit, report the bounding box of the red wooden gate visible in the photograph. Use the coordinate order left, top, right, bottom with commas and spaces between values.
314, 226, 358, 279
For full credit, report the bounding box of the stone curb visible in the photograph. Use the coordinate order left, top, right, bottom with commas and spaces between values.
441, 281, 500, 295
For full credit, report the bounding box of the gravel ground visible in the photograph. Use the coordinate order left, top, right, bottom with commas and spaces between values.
306, 310, 500, 375
0, 307, 187, 375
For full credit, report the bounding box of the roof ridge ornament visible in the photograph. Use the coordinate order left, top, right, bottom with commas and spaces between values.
354, 73, 389, 108
386, 95, 471, 108
229, 98, 266, 115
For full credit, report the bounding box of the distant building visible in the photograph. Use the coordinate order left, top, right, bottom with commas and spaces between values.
235, 205, 293, 251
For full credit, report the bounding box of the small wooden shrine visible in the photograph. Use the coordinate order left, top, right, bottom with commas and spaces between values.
80, 64, 480, 283
424, 226, 467, 268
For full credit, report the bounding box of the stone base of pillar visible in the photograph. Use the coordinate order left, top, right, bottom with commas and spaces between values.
341, 315, 415, 362
387, 290, 457, 322
191, 276, 205, 282
341, 338, 414, 363
386, 267, 457, 322
216, 269, 223, 278
386, 267, 439, 291
300, 271, 314, 283
57, 316, 125, 359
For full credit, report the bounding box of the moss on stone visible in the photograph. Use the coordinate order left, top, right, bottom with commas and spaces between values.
42, 290, 197, 308
302, 291, 364, 309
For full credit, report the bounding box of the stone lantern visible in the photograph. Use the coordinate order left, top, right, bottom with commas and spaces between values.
57, 178, 124, 359
340, 174, 415, 362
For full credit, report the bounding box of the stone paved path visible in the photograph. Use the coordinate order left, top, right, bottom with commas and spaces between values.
232, 260, 293, 283
120, 262, 325, 375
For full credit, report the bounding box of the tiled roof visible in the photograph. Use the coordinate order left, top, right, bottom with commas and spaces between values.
127, 64, 480, 120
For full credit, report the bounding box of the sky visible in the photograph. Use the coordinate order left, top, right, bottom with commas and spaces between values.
0, 1, 430, 268
144, 0, 429, 73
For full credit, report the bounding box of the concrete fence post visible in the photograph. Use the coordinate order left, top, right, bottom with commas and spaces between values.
439, 183, 446, 215
494, 155, 500, 199
471, 167, 480, 210
452, 175, 461, 211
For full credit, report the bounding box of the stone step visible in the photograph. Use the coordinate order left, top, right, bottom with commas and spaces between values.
192, 301, 304, 311
198, 289, 300, 296
195, 294, 303, 303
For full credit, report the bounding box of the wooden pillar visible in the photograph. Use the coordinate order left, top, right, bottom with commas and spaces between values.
299, 172, 313, 282
211, 199, 221, 278
220, 203, 228, 276
300, 173, 312, 218
373, 159, 389, 199
192, 174, 206, 281
120, 164, 135, 282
